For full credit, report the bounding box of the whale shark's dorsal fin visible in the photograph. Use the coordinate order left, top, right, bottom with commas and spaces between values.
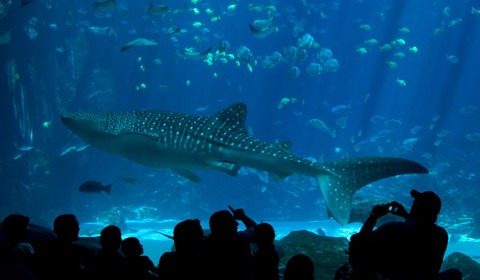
273, 141, 292, 153
212, 103, 248, 134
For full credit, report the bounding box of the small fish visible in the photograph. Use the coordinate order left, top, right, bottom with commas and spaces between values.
436, 130, 450, 138
13, 152, 25, 160
353, 140, 369, 152
364, 38, 378, 45
309, 119, 335, 137
446, 55, 458, 64
402, 137, 419, 146
42, 121, 52, 128
396, 78, 406, 87
380, 44, 392, 51
410, 126, 423, 135
385, 119, 402, 128
192, 21, 203, 28
356, 47, 367, 55
443, 6, 451, 17
79, 180, 112, 195
359, 24, 372, 31
447, 18, 463, 27
331, 104, 350, 114
335, 117, 347, 129
89, 26, 116, 36
163, 25, 183, 36
120, 176, 141, 184
466, 132, 480, 142
459, 106, 477, 114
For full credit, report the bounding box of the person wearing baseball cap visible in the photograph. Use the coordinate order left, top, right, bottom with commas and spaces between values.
347, 189, 462, 280
409, 190, 442, 224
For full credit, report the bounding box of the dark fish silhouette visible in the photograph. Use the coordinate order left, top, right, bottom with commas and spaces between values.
79, 180, 112, 195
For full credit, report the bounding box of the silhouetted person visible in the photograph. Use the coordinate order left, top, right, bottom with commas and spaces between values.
252, 223, 279, 280
85, 225, 127, 280
121, 237, 155, 279
158, 219, 205, 279
0, 214, 35, 280
34, 214, 95, 280
0, 215, 30, 248
349, 190, 462, 280
284, 254, 314, 280
203, 207, 257, 280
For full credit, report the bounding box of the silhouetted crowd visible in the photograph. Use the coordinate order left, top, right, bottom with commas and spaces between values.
0, 190, 463, 280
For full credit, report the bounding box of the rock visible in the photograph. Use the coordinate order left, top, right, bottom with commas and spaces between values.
276, 230, 349, 280
442, 252, 480, 280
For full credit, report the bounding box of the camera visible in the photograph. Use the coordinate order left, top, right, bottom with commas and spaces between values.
387, 203, 396, 213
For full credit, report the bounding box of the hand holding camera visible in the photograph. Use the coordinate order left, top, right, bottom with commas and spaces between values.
371, 201, 409, 219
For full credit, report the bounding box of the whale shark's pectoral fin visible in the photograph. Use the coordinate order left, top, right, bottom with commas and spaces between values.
207, 160, 242, 176
269, 171, 292, 182
171, 169, 201, 182
317, 157, 428, 225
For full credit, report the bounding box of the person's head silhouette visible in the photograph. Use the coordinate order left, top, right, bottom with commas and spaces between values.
54, 214, 80, 242
254, 223, 275, 248
100, 225, 122, 252
284, 253, 314, 280
1, 214, 29, 245
174, 219, 203, 251
409, 190, 441, 224
209, 210, 238, 237
121, 237, 143, 257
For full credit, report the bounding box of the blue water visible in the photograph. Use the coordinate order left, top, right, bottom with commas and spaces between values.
1, 0, 479, 262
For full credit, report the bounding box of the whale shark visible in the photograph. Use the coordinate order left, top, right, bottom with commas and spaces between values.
61, 103, 428, 224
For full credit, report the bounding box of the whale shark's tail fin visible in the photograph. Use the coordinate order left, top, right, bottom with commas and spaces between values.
316, 157, 428, 225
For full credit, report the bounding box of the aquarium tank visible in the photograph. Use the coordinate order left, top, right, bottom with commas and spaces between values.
1, 0, 479, 278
